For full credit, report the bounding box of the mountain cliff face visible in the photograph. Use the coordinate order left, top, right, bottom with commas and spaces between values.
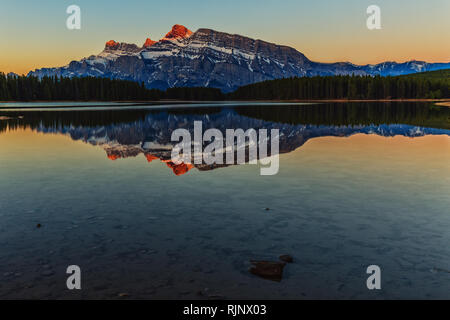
28, 25, 450, 92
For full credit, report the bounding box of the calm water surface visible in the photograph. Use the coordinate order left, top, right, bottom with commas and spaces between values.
0, 102, 449, 299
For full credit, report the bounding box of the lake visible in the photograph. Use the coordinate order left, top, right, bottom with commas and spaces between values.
0, 101, 449, 299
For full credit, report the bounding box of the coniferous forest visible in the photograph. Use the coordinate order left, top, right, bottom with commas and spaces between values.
0, 75, 162, 101
230, 71, 450, 100
0, 70, 449, 102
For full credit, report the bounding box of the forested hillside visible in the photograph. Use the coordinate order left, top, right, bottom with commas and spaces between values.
229, 71, 450, 100
0, 75, 162, 101
1, 71, 449, 102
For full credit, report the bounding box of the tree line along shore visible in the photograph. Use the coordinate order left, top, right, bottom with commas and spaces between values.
0, 69, 449, 102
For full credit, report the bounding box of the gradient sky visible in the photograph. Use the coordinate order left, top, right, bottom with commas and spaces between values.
1, 0, 449, 75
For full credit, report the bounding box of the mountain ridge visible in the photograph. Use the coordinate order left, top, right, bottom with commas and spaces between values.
28, 24, 450, 92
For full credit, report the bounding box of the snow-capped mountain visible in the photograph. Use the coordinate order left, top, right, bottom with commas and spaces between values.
6, 72, 19, 79
28, 24, 450, 92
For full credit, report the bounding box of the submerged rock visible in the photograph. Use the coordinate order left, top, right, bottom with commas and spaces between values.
431, 267, 450, 274
279, 254, 294, 263
197, 288, 225, 300
118, 293, 130, 297
41, 270, 54, 277
249, 260, 286, 282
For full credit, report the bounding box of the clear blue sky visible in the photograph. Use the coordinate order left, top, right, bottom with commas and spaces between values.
1, 0, 449, 74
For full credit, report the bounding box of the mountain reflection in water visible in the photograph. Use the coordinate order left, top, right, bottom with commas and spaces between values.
1, 102, 449, 176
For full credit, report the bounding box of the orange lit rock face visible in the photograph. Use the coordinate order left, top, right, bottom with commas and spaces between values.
164, 24, 193, 40
165, 161, 194, 176
143, 38, 157, 48
105, 150, 193, 175
145, 154, 158, 162
105, 40, 120, 49
107, 154, 120, 161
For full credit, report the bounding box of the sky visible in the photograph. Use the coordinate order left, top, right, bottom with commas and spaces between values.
1, 0, 449, 75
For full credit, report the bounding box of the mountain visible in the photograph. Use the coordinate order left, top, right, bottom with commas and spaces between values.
28, 25, 450, 92
6, 72, 19, 79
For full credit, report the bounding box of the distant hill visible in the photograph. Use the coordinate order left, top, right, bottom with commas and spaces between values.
229, 74, 450, 100
399, 69, 450, 80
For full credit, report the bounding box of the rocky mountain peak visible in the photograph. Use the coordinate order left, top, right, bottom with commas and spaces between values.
143, 38, 157, 48
105, 40, 120, 49
102, 41, 142, 56
6, 72, 19, 78
162, 24, 193, 41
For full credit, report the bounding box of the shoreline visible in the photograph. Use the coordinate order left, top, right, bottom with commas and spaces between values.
435, 101, 450, 107
1, 99, 449, 103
